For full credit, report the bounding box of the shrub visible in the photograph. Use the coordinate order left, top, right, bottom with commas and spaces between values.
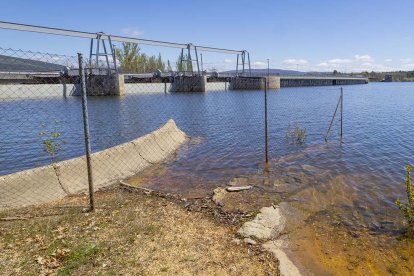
39, 120, 66, 163
395, 165, 414, 228
285, 122, 307, 145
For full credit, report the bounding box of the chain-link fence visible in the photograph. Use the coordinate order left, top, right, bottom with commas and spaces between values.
0, 48, 89, 209
0, 47, 272, 210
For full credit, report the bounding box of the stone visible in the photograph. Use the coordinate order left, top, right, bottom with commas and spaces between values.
237, 206, 284, 240
231, 238, 241, 245
226, 185, 252, 192
212, 187, 227, 206
244, 238, 257, 245
262, 241, 301, 276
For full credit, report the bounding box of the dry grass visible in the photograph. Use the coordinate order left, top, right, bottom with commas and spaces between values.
0, 188, 278, 275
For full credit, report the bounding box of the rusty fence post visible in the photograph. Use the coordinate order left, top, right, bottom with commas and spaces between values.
78, 53, 95, 212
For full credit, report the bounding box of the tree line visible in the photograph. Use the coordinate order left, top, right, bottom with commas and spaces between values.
115, 42, 195, 73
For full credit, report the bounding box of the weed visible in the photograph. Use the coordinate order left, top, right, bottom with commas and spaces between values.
57, 243, 100, 275
395, 165, 414, 229
39, 120, 66, 163
285, 122, 307, 145
181, 255, 195, 262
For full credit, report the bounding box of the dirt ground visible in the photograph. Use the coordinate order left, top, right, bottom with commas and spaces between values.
0, 188, 279, 275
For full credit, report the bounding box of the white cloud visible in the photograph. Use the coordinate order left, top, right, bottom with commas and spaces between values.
223, 58, 233, 63
317, 62, 329, 68
354, 54, 374, 62
401, 63, 414, 70
282, 58, 308, 65
385, 59, 392, 62
328, 58, 353, 64
400, 58, 412, 64
121, 27, 144, 37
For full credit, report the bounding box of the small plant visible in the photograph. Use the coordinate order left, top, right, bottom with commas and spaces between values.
395, 165, 414, 228
285, 122, 307, 145
39, 120, 66, 163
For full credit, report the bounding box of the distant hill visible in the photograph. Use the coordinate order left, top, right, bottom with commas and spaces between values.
0, 54, 65, 72
221, 68, 306, 76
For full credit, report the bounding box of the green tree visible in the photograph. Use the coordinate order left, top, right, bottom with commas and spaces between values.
114, 42, 140, 73
176, 53, 193, 72
115, 42, 166, 73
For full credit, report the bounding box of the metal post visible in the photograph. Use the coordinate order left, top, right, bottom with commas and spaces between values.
194, 45, 200, 75
200, 53, 203, 72
340, 87, 343, 141
264, 77, 269, 165
267, 58, 270, 87
95, 34, 101, 69
241, 51, 245, 75
325, 92, 341, 142
89, 38, 94, 75
101, 40, 110, 75
248, 52, 251, 76
187, 44, 192, 74
78, 53, 95, 212
236, 54, 239, 75
179, 48, 184, 73
108, 37, 116, 72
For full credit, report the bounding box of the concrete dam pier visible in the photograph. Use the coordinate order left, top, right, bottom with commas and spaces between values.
0, 73, 369, 96
90, 75, 367, 94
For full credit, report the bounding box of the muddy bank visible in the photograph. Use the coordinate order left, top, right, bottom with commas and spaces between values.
125, 142, 414, 275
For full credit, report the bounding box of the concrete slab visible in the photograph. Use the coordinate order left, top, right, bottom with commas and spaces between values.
0, 165, 66, 208
0, 119, 187, 209
133, 133, 167, 164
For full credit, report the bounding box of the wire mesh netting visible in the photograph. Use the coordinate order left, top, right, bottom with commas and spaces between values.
0, 47, 270, 210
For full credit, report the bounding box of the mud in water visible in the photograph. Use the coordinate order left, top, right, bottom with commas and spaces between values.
126, 142, 414, 275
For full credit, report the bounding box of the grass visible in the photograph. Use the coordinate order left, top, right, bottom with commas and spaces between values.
0, 188, 278, 275
57, 243, 101, 275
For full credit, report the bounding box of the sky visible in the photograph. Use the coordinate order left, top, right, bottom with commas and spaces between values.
1, 0, 414, 72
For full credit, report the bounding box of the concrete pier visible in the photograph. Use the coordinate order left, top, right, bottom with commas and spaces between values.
280, 76, 368, 87
171, 76, 207, 92
229, 77, 265, 90
228, 76, 280, 90
267, 76, 281, 90
87, 74, 125, 96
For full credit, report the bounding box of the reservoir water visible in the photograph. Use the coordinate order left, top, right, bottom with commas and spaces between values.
1, 82, 414, 273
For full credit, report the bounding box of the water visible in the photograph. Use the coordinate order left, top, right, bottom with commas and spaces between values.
1, 83, 414, 197
1, 82, 414, 273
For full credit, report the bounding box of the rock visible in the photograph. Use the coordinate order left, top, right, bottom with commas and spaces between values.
232, 238, 241, 245
237, 206, 284, 240
226, 186, 252, 192
263, 241, 301, 276
244, 238, 257, 245
212, 187, 227, 205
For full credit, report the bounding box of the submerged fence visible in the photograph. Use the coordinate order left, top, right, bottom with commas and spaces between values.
0, 47, 280, 210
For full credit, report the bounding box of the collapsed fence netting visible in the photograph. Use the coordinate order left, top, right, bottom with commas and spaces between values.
0, 47, 271, 211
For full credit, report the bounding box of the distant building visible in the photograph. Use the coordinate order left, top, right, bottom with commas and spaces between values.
383, 74, 393, 82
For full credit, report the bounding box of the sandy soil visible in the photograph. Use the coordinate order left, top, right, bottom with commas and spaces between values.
0, 188, 279, 275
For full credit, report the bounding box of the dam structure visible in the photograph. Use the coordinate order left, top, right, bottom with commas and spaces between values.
0, 21, 368, 96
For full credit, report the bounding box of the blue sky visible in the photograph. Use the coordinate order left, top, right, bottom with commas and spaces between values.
1, 0, 414, 72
